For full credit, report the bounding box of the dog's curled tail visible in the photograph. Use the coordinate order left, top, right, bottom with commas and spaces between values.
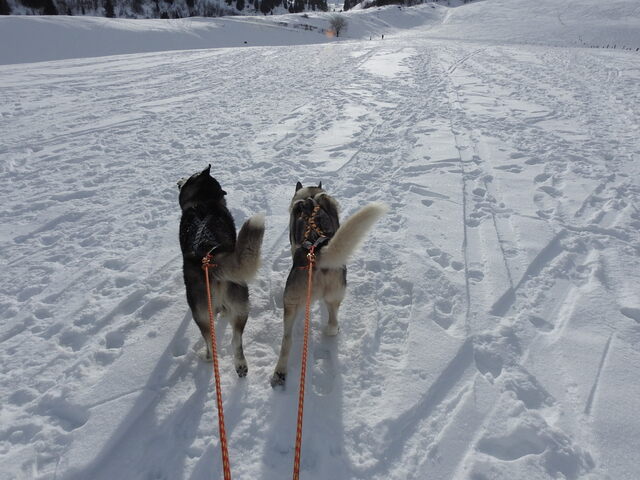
317, 202, 388, 269
220, 213, 265, 283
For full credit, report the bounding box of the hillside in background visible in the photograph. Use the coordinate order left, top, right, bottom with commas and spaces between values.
0, 4, 448, 64
1, 0, 638, 65
0, 0, 472, 19
1, 1, 639, 479
1, 0, 332, 18
0, 0, 454, 19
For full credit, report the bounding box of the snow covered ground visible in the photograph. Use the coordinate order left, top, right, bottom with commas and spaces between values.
1, 1, 639, 479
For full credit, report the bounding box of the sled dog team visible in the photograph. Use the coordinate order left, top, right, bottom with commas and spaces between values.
178, 165, 387, 387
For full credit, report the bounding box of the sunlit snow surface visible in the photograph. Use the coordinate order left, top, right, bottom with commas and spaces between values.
1, 1, 639, 479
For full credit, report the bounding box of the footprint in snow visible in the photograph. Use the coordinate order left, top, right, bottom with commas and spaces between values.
433, 299, 454, 330
468, 269, 484, 282
538, 185, 562, 198
534, 173, 551, 183
428, 248, 451, 268
620, 307, 640, 323
495, 164, 524, 173
476, 422, 546, 460
527, 314, 554, 332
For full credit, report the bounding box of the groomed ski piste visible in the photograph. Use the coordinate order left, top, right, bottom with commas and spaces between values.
1, 1, 639, 479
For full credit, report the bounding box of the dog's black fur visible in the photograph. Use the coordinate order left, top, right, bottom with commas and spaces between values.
178, 165, 264, 377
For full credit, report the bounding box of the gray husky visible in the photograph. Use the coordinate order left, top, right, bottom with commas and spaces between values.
178, 165, 265, 377
271, 182, 387, 387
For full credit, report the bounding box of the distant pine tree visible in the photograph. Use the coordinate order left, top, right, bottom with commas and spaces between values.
43, 0, 59, 14
309, 0, 326, 11
104, 0, 115, 16
131, 0, 144, 14
236, 0, 244, 10
259, 0, 271, 14
0, 0, 11, 14
22, 0, 46, 8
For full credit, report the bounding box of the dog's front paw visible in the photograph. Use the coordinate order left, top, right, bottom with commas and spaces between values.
235, 360, 248, 378
270, 371, 286, 388
199, 350, 213, 362
323, 324, 340, 336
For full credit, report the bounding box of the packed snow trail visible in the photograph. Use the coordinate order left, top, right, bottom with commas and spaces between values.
1, 5, 640, 480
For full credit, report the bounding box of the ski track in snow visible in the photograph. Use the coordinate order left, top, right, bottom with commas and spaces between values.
1, 5, 640, 480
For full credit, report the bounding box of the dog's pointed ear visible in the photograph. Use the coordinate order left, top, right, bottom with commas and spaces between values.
318, 181, 322, 189
203, 164, 211, 176
296, 181, 303, 192
221, 189, 227, 195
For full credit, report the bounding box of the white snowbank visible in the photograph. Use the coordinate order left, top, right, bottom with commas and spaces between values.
433, 0, 640, 49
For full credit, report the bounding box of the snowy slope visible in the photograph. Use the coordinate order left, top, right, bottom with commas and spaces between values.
432, 0, 640, 49
0, 6, 445, 65
1, 1, 640, 479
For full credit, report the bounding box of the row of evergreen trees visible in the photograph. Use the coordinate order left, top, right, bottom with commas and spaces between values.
344, 0, 433, 11
1, 0, 446, 17
0, 0, 329, 16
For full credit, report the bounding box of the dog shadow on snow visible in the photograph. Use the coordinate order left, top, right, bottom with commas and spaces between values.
69, 311, 250, 480
188, 320, 252, 480
188, 303, 349, 480
259, 306, 349, 480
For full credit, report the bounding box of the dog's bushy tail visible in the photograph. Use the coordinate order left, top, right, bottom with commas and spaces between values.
218, 213, 265, 283
317, 203, 388, 269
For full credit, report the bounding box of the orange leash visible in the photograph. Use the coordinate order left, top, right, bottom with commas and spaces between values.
293, 246, 316, 480
202, 254, 232, 480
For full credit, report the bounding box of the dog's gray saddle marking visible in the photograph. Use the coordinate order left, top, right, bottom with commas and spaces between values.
187, 211, 221, 257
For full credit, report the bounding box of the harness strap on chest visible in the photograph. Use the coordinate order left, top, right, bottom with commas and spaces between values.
186, 209, 221, 258
299, 201, 328, 251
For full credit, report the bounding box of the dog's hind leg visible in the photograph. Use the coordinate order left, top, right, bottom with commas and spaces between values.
185, 290, 214, 360
271, 302, 301, 388
193, 321, 213, 360
193, 301, 226, 362
322, 268, 345, 336
183, 261, 216, 360
227, 283, 250, 377
188, 304, 214, 360
323, 299, 341, 336
230, 313, 248, 377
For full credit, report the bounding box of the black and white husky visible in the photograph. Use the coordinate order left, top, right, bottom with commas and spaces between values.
178, 165, 265, 377
271, 182, 387, 387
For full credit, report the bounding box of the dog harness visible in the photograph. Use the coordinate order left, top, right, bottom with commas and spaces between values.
292, 196, 337, 251
181, 207, 224, 259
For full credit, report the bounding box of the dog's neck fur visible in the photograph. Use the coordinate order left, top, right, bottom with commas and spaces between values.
289, 187, 340, 214
182, 197, 227, 212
